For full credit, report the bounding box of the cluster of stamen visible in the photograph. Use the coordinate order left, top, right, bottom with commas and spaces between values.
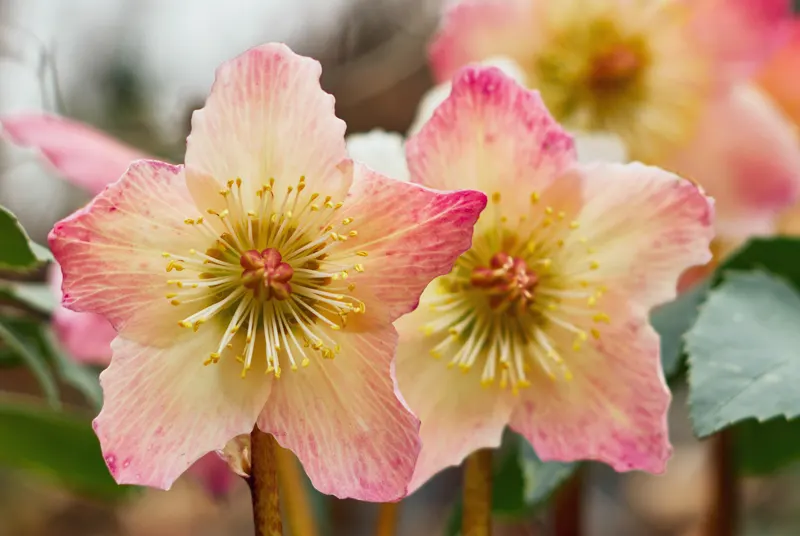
421, 191, 611, 394
162, 177, 368, 378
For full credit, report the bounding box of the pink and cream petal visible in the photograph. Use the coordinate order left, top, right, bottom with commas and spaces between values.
338, 163, 486, 320
406, 66, 575, 215
509, 299, 671, 473
666, 85, 800, 240
429, 0, 539, 84
0, 113, 148, 195
185, 43, 350, 209
679, 0, 791, 84
48, 160, 208, 342
563, 162, 714, 310
93, 328, 272, 490
259, 316, 420, 502
408, 56, 528, 137
394, 303, 516, 493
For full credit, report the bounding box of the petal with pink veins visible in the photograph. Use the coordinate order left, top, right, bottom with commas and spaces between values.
48, 160, 208, 344
93, 328, 272, 490
666, 85, 800, 241
429, 0, 539, 84
679, 0, 791, 84
259, 315, 420, 502
338, 163, 486, 320
510, 298, 671, 473
394, 291, 516, 493
185, 43, 350, 210
406, 66, 575, 219
0, 113, 148, 195
566, 162, 714, 310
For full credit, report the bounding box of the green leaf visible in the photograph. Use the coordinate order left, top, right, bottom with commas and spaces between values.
0, 398, 130, 498
0, 318, 60, 408
650, 279, 711, 379
0, 205, 53, 270
0, 282, 56, 314
686, 270, 800, 438
518, 441, 577, 508
43, 328, 102, 410
735, 417, 800, 475
716, 237, 800, 283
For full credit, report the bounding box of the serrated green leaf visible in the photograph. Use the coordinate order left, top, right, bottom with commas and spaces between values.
0, 397, 131, 498
0, 205, 52, 271
687, 271, 800, 438
650, 279, 711, 379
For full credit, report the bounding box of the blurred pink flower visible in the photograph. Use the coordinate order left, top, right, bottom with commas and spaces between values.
47, 43, 486, 500
1, 112, 240, 502
429, 0, 800, 247
396, 66, 714, 491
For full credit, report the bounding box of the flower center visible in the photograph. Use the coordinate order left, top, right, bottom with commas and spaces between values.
419, 192, 612, 393
163, 177, 368, 378
587, 44, 642, 94
240, 248, 294, 301
470, 252, 539, 313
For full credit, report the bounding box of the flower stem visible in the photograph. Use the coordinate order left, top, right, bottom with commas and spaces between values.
703, 429, 737, 536
248, 428, 283, 536
553, 467, 584, 536
462, 448, 492, 536
375, 502, 401, 536
275, 443, 318, 536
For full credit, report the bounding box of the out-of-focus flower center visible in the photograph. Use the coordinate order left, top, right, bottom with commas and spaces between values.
419, 192, 611, 393
470, 252, 539, 312
528, 4, 708, 160
162, 177, 368, 378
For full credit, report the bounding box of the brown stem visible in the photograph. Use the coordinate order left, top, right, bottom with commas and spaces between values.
275, 443, 318, 536
375, 501, 401, 536
703, 429, 738, 536
553, 467, 584, 536
248, 428, 283, 536
462, 449, 493, 536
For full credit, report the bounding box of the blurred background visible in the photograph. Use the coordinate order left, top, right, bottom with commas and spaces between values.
1, 1, 800, 535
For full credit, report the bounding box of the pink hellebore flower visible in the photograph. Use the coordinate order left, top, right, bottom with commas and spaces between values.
1, 116, 239, 499
47, 43, 486, 500
429, 0, 800, 248
395, 66, 714, 491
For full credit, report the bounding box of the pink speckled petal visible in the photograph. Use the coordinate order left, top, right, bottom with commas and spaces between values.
185, 43, 350, 210
94, 329, 271, 490
0, 113, 148, 195
48, 160, 208, 343
680, 0, 791, 83
338, 163, 486, 320
48, 264, 115, 365
429, 0, 538, 83
259, 315, 420, 502
567, 162, 714, 309
406, 66, 575, 220
510, 298, 671, 473
394, 297, 516, 492
757, 19, 800, 125
667, 85, 800, 240
188, 453, 236, 499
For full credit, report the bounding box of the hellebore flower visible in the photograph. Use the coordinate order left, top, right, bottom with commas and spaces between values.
47, 43, 486, 500
429, 0, 799, 250
395, 66, 714, 491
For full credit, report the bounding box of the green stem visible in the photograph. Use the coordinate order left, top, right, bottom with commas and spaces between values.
375, 501, 401, 536
703, 429, 737, 536
0, 319, 59, 408
553, 467, 583, 536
